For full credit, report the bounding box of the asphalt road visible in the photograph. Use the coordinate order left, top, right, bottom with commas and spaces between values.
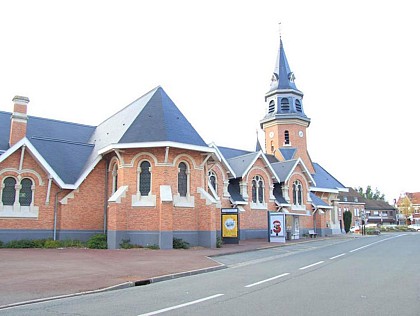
2, 233, 419, 315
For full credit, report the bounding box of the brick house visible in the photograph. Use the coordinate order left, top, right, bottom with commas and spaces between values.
0, 36, 347, 248
397, 192, 420, 224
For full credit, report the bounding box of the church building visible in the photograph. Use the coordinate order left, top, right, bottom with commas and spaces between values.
0, 35, 347, 249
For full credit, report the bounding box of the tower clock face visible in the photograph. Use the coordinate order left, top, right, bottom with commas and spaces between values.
269, 132, 274, 138
298, 131, 304, 137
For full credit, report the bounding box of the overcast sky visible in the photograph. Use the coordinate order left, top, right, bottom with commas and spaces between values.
1, 0, 418, 203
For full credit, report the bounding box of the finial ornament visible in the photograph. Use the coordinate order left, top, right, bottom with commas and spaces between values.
278, 22, 282, 38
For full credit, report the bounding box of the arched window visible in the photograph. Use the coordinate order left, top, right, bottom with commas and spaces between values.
112, 163, 118, 193
280, 98, 290, 111
19, 178, 33, 206
2, 177, 16, 206
284, 130, 290, 145
293, 180, 303, 206
208, 170, 217, 193
178, 162, 188, 197
252, 175, 264, 203
139, 161, 151, 196
268, 100, 275, 114
295, 99, 302, 112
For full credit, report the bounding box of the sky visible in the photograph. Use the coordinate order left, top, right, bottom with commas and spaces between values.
0, 0, 419, 203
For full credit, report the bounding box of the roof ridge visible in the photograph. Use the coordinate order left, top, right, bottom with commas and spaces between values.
30, 136, 94, 147
28, 114, 96, 128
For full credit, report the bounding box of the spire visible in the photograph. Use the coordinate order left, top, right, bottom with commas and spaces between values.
255, 129, 262, 152
268, 33, 298, 92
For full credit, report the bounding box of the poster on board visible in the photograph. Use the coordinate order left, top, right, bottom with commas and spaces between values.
221, 208, 239, 244
268, 212, 286, 243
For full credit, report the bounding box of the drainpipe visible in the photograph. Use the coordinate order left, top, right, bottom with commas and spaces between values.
53, 189, 62, 241
103, 158, 109, 234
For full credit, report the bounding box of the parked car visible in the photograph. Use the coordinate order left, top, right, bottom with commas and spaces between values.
350, 226, 360, 233
408, 224, 420, 231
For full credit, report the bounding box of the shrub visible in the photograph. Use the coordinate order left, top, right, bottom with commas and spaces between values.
6, 239, 36, 248
0, 240, 3, 248
146, 244, 160, 250
173, 238, 190, 249
44, 240, 61, 248
120, 238, 133, 249
87, 234, 107, 249
216, 236, 223, 248
60, 239, 85, 248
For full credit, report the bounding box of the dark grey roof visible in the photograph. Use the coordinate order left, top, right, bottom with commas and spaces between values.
338, 187, 364, 203
118, 87, 206, 146
265, 154, 279, 164
312, 163, 346, 190
364, 199, 396, 211
227, 152, 259, 177
228, 179, 245, 203
279, 148, 296, 160
269, 39, 298, 92
273, 183, 288, 204
310, 192, 330, 208
218, 146, 252, 159
271, 160, 297, 181
0, 111, 11, 153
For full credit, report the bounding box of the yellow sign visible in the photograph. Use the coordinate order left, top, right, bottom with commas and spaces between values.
222, 214, 238, 238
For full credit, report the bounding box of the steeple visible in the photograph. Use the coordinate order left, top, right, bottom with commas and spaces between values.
260, 31, 314, 174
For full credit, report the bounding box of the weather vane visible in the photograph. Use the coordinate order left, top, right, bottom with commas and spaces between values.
278, 22, 282, 38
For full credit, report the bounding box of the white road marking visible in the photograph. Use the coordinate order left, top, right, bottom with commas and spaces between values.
299, 261, 324, 270
245, 273, 290, 288
138, 294, 224, 316
349, 234, 406, 253
330, 253, 346, 260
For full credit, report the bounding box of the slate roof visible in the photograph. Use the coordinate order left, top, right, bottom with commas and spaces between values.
338, 187, 364, 203
279, 148, 296, 160
364, 199, 396, 211
273, 183, 288, 205
271, 160, 298, 181
269, 39, 299, 92
1, 86, 210, 187
228, 178, 246, 203
312, 163, 346, 191
218, 146, 252, 160
227, 152, 260, 177
310, 192, 331, 208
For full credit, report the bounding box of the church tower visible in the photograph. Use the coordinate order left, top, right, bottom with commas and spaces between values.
260, 35, 315, 174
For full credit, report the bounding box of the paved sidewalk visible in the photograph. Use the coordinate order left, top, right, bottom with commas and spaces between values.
0, 235, 354, 308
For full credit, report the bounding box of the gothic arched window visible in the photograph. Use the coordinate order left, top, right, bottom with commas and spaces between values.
293, 180, 303, 206
139, 161, 151, 196
178, 162, 188, 197
19, 178, 33, 206
284, 130, 290, 145
252, 175, 264, 203
2, 177, 16, 206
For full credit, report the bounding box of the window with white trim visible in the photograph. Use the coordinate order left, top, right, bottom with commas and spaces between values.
0, 177, 38, 218
111, 163, 118, 194
292, 180, 303, 206
251, 175, 267, 209
208, 170, 217, 193
178, 162, 188, 197
174, 161, 194, 207
131, 160, 156, 207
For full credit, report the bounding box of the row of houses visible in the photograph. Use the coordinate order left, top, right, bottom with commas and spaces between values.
0, 35, 350, 249
337, 188, 398, 228
396, 192, 420, 224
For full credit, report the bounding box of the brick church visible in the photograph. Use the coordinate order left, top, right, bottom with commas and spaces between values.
0, 36, 347, 249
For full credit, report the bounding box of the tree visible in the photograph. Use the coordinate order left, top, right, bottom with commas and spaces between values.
356, 185, 385, 201
343, 210, 352, 233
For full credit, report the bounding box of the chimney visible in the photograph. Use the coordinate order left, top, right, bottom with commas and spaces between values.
9, 95, 30, 147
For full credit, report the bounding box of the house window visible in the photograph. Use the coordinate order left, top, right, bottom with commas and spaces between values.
208, 170, 217, 193
178, 162, 188, 197
2, 177, 16, 205
139, 161, 151, 196
280, 98, 290, 111
268, 100, 275, 114
111, 163, 118, 193
292, 180, 303, 206
295, 100, 302, 112
252, 175, 264, 203
284, 130, 290, 145
19, 178, 33, 206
